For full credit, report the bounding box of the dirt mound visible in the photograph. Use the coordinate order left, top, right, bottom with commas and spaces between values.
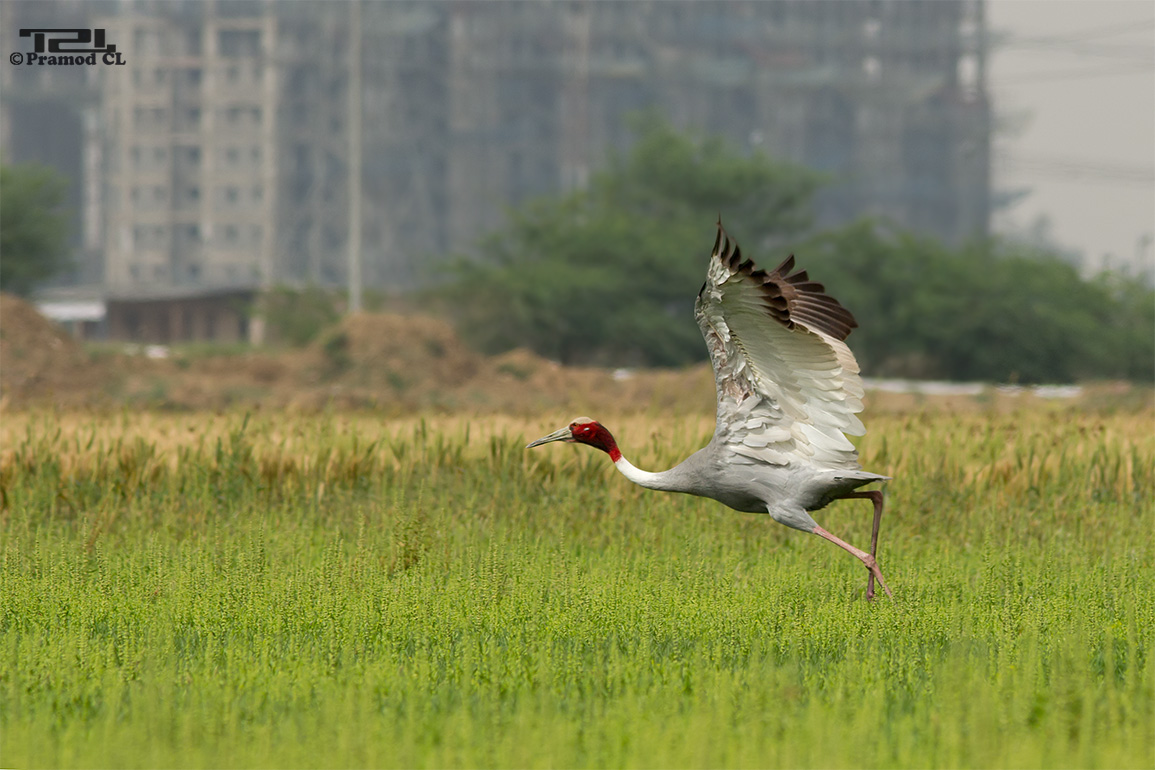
298, 313, 483, 400
475, 348, 582, 412
0, 293, 95, 404
0, 300, 716, 412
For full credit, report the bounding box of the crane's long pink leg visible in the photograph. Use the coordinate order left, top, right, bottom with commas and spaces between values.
839, 491, 885, 599
812, 524, 893, 599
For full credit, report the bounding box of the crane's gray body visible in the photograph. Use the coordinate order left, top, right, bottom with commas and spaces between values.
618, 438, 888, 532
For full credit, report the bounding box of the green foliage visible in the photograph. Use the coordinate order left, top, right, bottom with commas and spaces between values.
1088, 270, 1155, 382
1, 409, 1153, 768
437, 114, 824, 365
0, 161, 72, 295
319, 328, 352, 375
800, 220, 1155, 383
260, 285, 342, 346
435, 120, 1152, 382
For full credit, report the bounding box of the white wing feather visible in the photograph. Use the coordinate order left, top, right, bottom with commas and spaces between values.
695, 226, 866, 472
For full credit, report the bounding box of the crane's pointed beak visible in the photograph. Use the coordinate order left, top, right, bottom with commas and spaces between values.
526, 426, 572, 449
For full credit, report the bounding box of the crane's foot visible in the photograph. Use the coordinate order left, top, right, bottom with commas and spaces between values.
837, 490, 888, 600
812, 524, 894, 600
861, 553, 892, 600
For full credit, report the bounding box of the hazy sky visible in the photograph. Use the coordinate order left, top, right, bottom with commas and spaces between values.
987, 0, 1155, 273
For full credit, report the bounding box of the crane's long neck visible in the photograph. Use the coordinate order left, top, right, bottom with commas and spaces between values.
612, 454, 687, 493
574, 422, 688, 494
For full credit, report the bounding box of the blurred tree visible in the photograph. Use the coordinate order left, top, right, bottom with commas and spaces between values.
436, 114, 824, 365
435, 117, 1153, 382
800, 220, 1155, 383
1086, 269, 1155, 382
0, 161, 72, 296
260, 285, 342, 346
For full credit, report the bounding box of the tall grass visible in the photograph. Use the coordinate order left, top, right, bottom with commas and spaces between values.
1, 408, 1152, 768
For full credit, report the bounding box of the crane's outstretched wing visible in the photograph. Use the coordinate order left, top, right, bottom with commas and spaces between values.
694, 223, 866, 471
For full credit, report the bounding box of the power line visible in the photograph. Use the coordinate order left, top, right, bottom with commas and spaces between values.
997, 19, 1154, 66
1001, 39, 1154, 65
1005, 18, 1155, 46
997, 151, 1155, 186
994, 61, 1154, 85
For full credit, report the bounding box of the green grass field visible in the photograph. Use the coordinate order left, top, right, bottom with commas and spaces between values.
2, 407, 1152, 768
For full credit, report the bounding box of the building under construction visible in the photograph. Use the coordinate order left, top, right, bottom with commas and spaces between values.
2, 0, 989, 339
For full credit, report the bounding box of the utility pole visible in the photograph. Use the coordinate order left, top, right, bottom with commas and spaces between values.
561, 1, 590, 191
347, 0, 363, 313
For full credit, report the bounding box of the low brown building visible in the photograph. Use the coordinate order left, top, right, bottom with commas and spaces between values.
105, 287, 258, 344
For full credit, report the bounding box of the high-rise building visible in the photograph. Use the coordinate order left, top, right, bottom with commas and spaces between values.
2, 0, 989, 338
94, 2, 277, 291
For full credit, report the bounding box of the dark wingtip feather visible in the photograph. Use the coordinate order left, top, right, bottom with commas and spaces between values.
704, 226, 859, 341
717, 236, 858, 341
711, 224, 724, 260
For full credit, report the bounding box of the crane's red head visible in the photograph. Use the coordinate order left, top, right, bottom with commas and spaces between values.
526, 417, 621, 461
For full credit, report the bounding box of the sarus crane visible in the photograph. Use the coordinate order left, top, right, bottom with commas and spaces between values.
528, 221, 893, 599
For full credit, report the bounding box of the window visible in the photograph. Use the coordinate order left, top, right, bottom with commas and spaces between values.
185, 30, 202, 57
134, 29, 156, 56
136, 108, 166, 129
219, 29, 260, 58
131, 226, 164, 248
